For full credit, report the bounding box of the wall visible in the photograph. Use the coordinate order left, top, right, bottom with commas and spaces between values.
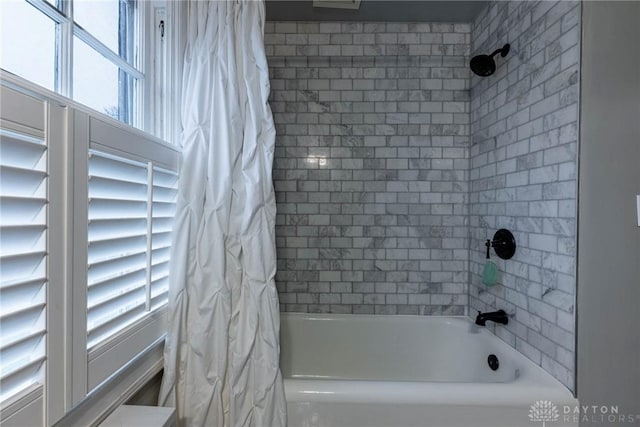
577, 1, 640, 420
266, 22, 472, 315
468, 1, 580, 390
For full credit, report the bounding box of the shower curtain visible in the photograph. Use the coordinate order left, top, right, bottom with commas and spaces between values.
159, 1, 287, 426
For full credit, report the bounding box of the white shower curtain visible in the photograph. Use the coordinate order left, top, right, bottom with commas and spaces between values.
159, 1, 286, 426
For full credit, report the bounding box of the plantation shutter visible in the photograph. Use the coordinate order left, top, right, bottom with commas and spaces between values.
86, 152, 178, 348
86, 151, 150, 348
150, 166, 177, 310
0, 89, 47, 404
0, 81, 180, 422
81, 116, 178, 392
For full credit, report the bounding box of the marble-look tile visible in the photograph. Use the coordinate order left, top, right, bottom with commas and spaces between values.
469, 1, 580, 391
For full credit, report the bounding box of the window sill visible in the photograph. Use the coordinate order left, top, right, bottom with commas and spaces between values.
88, 307, 168, 392
0, 71, 180, 151
53, 337, 165, 427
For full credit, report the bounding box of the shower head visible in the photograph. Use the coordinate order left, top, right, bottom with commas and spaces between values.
470, 43, 510, 77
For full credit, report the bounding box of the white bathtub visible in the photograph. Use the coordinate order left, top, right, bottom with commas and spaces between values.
280, 313, 578, 427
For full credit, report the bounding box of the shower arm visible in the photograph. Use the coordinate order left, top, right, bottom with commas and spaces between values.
489, 44, 510, 59
488, 48, 504, 58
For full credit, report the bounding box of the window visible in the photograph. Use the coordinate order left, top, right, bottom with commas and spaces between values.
0, 1, 57, 91
0, 81, 179, 425
73, 0, 134, 56
1, 0, 184, 423
0, 0, 146, 129
73, 37, 128, 123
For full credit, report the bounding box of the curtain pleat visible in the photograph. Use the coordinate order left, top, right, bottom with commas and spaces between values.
159, 1, 286, 426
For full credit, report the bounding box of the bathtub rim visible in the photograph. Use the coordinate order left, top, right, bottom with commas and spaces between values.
279, 312, 577, 406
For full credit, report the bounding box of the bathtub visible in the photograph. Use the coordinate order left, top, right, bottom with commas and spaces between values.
280, 313, 578, 427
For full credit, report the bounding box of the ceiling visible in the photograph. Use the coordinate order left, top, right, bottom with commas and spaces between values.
265, 1, 488, 22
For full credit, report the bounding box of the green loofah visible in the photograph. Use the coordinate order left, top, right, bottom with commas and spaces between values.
482, 260, 498, 287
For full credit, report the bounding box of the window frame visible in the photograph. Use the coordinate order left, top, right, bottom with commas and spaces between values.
2, 0, 181, 143
38, 0, 143, 123
3, 0, 156, 133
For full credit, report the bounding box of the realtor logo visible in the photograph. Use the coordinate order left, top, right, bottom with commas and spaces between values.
529, 400, 560, 426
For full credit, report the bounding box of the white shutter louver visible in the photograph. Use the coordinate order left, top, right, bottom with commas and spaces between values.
87, 151, 149, 348
150, 167, 177, 310
87, 150, 177, 350
0, 128, 47, 402
0, 83, 180, 421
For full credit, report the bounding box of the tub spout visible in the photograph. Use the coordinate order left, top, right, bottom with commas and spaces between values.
475, 310, 509, 326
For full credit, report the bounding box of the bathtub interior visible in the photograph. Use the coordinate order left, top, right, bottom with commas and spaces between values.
280, 313, 520, 383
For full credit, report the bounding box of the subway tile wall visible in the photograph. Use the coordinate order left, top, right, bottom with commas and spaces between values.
469, 1, 580, 390
265, 22, 472, 315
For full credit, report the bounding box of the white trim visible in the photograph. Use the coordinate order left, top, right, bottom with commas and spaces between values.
70, 109, 90, 406
58, 7, 74, 98
0, 387, 44, 427
0, 72, 179, 154
146, 163, 154, 311
87, 308, 166, 362
150, 5, 167, 139
0, 84, 46, 131
52, 339, 165, 427
24, 0, 70, 24
135, 0, 148, 131
46, 101, 70, 426
89, 116, 178, 170
87, 314, 166, 391
167, 0, 186, 146
0, 118, 44, 139
59, 0, 73, 96
142, 0, 184, 144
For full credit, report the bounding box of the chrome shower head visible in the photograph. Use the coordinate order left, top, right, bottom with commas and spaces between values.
470, 43, 510, 77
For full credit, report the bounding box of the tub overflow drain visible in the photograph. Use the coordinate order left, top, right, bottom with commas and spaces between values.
488, 354, 499, 371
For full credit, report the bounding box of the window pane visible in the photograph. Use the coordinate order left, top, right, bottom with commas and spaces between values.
73, 37, 136, 123
0, 1, 56, 90
73, 0, 135, 64
73, 37, 119, 117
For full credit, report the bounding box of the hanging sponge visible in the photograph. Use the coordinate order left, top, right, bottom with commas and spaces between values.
482, 260, 498, 287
